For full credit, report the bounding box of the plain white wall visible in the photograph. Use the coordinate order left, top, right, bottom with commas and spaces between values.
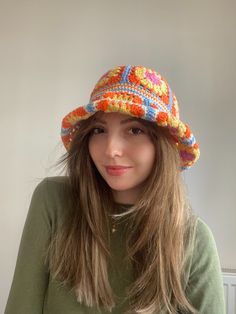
1, 0, 236, 312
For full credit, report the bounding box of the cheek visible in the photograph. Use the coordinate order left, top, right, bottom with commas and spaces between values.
138, 143, 156, 168
88, 138, 104, 164
125, 138, 155, 157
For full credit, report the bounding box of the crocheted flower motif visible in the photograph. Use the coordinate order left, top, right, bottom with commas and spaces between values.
145, 71, 161, 85
129, 66, 170, 105
91, 66, 124, 96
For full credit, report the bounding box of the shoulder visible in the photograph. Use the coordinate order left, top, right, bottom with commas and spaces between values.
34, 175, 72, 203
189, 217, 222, 279
185, 219, 225, 312
195, 217, 214, 238
34, 176, 70, 191
30, 176, 72, 228
33, 176, 71, 202
193, 217, 219, 259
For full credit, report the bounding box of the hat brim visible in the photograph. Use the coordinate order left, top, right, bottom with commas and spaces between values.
61, 98, 200, 171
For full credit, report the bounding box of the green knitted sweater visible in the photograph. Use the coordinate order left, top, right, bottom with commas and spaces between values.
4, 177, 225, 314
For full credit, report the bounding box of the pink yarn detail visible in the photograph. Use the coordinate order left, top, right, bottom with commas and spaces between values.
180, 150, 195, 161
145, 71, 160, 85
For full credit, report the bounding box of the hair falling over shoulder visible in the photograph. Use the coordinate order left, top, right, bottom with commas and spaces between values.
44, 113, 198, 314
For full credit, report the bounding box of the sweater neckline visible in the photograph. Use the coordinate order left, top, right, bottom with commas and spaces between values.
111, 203, 133, 233
113, 202, 133, 214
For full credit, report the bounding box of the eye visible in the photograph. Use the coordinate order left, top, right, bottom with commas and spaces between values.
90, 127, 105, 135
129, 127, 145, 135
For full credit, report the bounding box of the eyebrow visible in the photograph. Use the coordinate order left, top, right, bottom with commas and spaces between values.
94, 117, 142, 125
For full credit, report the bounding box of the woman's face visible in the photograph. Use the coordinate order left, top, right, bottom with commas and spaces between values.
88, 112, 155, 204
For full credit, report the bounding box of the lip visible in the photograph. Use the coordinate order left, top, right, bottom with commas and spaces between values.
105, 165, 132, 176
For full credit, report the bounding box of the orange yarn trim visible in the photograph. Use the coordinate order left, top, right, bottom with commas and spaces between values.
132, 95, 142, 104
108, 76, 121, 85
172, 106, 177, 116
96, 100, 109, 111
103, 92, 115, 99
157, 112, 168, 122
161, 94, 169, 105
62, 119, 71, 128
130, 104, 145, 117
151, 103, 158, 109
74, 107, 87, 117
184, 125, 191, 138
129, 74, 141, 85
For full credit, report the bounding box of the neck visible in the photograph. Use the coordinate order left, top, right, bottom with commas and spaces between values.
112, 189, 140, 205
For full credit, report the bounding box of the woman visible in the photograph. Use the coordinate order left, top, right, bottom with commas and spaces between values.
5, 65, 225, 313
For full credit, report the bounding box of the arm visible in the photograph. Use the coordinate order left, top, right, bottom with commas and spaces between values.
4, 179, 51, 314
186, 218, 226, 314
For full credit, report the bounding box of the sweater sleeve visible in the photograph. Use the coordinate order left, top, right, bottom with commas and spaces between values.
4, 178, 52, 314
186, 218, 226, 314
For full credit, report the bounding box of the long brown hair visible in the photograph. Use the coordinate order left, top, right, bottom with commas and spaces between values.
45, 111, 198, 314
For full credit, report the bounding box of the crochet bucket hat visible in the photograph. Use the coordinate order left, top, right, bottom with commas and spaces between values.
61, 65, 200, 170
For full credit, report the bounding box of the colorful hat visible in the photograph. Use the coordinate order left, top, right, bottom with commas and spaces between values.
61, 65, 200, 170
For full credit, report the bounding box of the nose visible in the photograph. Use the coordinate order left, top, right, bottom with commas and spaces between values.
105, 134, 124, 158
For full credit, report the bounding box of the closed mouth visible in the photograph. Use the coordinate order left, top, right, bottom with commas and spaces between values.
105, 166, 132, 170
104, 165, 132, 176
